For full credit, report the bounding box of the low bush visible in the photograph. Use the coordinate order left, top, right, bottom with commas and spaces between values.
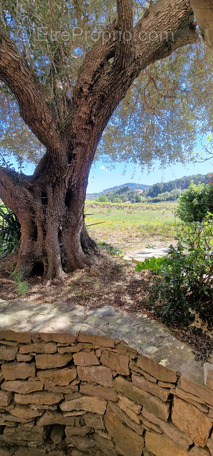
136, 216, 213, 328
176, 181, 213, 223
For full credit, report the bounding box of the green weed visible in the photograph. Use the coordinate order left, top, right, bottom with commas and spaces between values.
11, 271, 29, 296
135, 256, 167, 274
98, 242, 123, 256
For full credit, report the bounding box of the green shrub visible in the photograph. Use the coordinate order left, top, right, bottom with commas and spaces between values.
135, 256, 167, 273
136, 217, 213, 328
176, 181, 213, 223
0, 204, 21, 257
98, 195, 109, 202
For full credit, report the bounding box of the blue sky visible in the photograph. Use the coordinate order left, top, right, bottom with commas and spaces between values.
87, 133, 213, 193
87, 155, 213, 193
20, 150, 213, 194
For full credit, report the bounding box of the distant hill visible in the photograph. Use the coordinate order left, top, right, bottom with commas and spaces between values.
86, 173, 213, 202
86, 183, 150, 200
146, 173, 212, 198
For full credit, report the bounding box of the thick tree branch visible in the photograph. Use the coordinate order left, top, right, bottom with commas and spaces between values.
32, 154, 50, 181
73, 1, 134, 96
190, 0, 213, 49
134, 0, 196, 68
116, 0, 134, 61
73, 25, 117, 94
0, 28, 64, 159
70, 0, 196, 133
0, 166, 32, 216
117, 0, 133, 32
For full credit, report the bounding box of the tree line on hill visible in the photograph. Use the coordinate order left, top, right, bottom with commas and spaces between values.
95, 173, 212, 203
146, 173, 212, 198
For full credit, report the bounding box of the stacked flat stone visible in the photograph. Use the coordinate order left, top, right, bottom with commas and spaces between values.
0, 330, 212, 456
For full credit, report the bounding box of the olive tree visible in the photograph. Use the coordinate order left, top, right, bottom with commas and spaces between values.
0, 0, 212, 278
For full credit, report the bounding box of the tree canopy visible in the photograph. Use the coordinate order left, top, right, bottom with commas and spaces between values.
1, 0, 212, 172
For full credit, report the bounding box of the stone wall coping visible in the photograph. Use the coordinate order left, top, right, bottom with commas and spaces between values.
0, 300, 212, 389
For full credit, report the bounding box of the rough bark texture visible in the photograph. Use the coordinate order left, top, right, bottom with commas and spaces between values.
0, 0, 197, 278
190, 0, 213, 49
0, 165, 95, 279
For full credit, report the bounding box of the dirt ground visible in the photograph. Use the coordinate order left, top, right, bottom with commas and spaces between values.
0, 244, 212, 362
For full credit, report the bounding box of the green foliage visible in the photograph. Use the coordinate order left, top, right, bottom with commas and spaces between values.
170, 189, 182, 199
146, 188, 182, 202
99, 242, 123, 256
152, 188, 182, 202
137, 217, 213, 328
98, 195, 110, 202
0, 204, 21, 257
176, 181, 213, 223
147, 188, 181, 203
96, 186, 145, 204
93, 174, 213, 206
146, 173, 211, 198
135, 256, 167, 273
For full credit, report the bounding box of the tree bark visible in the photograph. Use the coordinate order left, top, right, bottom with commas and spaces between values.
190, 0, 213, 50
0, 158, 96, 279
0, 0, 198, 279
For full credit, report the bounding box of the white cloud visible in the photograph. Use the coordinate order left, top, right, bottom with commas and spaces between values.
100, 165, 106, 170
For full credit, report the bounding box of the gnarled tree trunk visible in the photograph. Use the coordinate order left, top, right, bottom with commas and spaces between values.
16, 184, 95, 279
0, 144, 97, 279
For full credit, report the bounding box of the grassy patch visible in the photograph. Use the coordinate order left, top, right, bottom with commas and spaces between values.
86, 201, 181, 252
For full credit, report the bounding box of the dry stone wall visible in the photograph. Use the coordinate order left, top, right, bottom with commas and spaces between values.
0, 329, 212, 456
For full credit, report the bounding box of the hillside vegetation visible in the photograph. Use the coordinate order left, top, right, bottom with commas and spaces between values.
90, 173, 212, 204
96, 185, 146, 203
86, 182, 149, 200
147, 173, 212, 198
